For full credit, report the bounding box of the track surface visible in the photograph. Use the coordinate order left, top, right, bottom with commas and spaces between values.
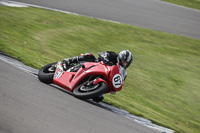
12, 0, 200, 39
0, 60, 156, 133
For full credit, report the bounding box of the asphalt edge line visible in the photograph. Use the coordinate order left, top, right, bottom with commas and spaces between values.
158, 0, 200, 12
7, 0, 120, 24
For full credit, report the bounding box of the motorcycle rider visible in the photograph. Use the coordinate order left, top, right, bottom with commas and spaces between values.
62, 50, 133, 102
63, 50, 133, 70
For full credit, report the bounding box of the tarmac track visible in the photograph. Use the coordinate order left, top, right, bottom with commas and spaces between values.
11, 0, 200, 39
0, 59, 157, 133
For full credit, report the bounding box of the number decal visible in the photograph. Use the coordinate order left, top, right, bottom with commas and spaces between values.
54, 69, 63, 79
112, 74, 122, 88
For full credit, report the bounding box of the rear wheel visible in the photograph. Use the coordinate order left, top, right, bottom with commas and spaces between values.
73, 77, 108, 100
38, 62, 57, 84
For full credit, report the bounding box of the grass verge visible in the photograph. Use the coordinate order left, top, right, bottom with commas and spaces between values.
0, 6, 200, 133
163, 0, 200, 10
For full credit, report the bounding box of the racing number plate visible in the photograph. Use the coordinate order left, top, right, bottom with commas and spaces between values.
112, 74, 122, 88
54, 69, 63, 79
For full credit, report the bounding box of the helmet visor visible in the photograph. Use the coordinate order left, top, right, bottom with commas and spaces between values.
121, 59, 128, 68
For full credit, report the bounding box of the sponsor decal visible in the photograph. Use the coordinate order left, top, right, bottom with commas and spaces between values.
54, 69, 63, 79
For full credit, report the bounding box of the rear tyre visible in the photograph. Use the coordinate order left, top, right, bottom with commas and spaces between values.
38, 62, 56, 84
73, 81, 107, 100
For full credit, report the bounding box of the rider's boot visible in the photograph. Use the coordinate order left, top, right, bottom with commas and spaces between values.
62, 57, 77, 70
93, 94, 104, 103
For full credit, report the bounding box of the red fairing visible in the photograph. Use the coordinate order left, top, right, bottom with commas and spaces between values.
106, 64, 123, 93
53, 70, 76, 92
53, 61, 124, 94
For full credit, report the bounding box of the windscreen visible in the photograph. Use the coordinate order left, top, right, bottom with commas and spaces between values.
119, 66, 127, 81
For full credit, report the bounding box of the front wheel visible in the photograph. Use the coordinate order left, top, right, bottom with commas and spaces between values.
73, 81, 108, 100
38, 62, 57, 84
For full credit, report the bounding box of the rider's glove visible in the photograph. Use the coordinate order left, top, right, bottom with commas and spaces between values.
81, 53, 92, 57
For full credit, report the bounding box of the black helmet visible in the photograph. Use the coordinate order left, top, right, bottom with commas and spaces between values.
117, 50, 133, 69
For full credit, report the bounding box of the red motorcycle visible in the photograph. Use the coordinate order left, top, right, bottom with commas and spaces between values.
38, 60, 127, 101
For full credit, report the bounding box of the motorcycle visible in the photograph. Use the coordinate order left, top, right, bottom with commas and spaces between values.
38, 60, 127, 102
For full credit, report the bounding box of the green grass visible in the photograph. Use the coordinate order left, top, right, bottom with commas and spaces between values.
163, 0, 200, 10
0, 6, 200, 133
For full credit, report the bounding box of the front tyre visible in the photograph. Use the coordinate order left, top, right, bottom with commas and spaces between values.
73, 81, 108, 100
38, 62, 57, 84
